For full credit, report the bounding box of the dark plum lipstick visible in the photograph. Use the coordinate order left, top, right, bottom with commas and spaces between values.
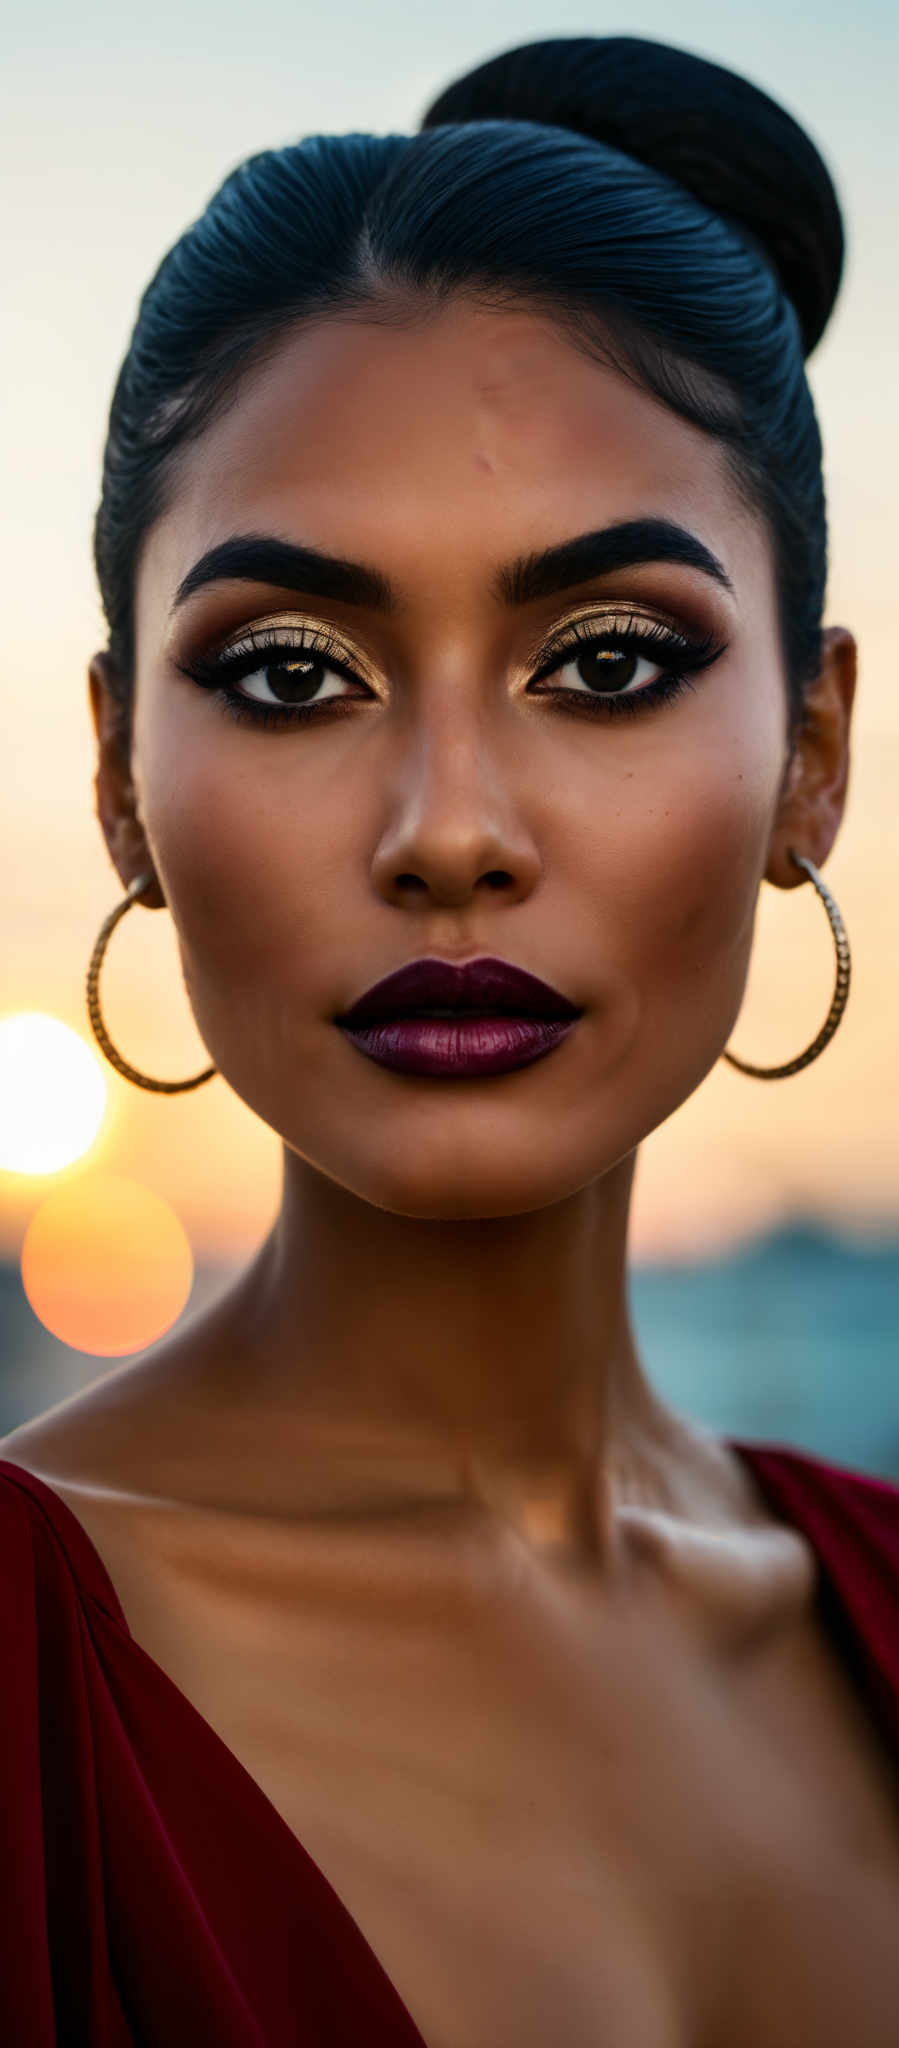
335, 957, 582, 1077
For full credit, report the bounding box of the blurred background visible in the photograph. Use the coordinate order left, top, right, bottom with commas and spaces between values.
3, 0, 897, 1476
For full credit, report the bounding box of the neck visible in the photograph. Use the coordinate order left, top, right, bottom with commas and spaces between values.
199, 1146, 723, 1565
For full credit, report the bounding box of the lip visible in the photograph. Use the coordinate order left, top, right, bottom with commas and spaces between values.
337, 1014, 579, 1077
335, 957, 582, 1079
336, 956, 581, 1028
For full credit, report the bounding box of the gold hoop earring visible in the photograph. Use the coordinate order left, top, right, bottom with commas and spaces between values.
88, 855, 849, 1092
86, 871, 218, 1093
722, 849, 850, 1079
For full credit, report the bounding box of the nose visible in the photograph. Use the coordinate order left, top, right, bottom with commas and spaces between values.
369, 690, 542, 913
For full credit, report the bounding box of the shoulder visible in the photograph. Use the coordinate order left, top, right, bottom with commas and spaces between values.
0, 1435, 94, 1594
0, 1411, 92, 1551
0, 1406, 141, 1627
732, 1439, 899, 1645
0, 1303, 239, 1500
0, 1337, 188, 1497
733, 1437, 899, 1511
731, 1439, 899, 1754
0, 1448, 86, 1741
732, 1438, 899, 1570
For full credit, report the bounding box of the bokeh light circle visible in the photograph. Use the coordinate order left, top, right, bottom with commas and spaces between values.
21, 1173, 194, 1355
0, 1012, 107, 1173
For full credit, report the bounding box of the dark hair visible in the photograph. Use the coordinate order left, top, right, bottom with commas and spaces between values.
93, 35, 844, 762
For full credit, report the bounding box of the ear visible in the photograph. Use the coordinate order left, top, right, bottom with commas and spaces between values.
764, 626, 857, 889
88, 653, 166, 910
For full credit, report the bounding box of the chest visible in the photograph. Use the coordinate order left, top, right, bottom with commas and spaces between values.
245, 1629, 899, 2048
63, 1498, 899, 2048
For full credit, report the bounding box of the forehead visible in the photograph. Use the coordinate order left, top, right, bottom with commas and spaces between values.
139, 299, 765, 622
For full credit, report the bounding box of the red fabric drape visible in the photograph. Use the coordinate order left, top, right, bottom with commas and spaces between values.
1, 1443, 897, 2045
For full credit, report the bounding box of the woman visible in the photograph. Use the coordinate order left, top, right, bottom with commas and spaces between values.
1, 32, 897, 2047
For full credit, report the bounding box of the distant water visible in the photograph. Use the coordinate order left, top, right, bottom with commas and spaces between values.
630, 1223, 899, 1481
1, 1222, 897, 1482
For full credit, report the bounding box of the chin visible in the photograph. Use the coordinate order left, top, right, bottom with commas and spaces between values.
293, 1126, 633, 1221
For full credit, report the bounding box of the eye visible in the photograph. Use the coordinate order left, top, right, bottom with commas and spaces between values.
174, 622, 373, 724
175, 608, 727, 732
545, 639, 667, 697
237, 651, 356, 709
526, 613, 727, 716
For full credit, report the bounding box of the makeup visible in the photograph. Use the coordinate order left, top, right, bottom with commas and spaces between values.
337, 1014, 577, 1076
335, 957, 581, 1077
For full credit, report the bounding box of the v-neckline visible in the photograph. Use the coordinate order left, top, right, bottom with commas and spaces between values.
1, 1456, 432, 2046
4, 1442, 897, 2045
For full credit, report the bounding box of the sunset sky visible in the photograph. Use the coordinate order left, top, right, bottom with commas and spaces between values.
3, 0, 897, 1279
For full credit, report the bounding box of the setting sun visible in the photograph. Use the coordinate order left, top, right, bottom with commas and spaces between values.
0, 1013, 107, 1175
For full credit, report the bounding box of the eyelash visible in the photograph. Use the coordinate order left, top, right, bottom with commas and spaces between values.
174, 615, 727, 731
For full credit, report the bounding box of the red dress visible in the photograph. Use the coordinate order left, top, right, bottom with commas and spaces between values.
2, 1443, 897, 2046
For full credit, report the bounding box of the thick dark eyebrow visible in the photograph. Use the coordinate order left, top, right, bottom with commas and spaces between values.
171, 535, 395, 614
171, 518, 734, 616
495, 517, 734, 605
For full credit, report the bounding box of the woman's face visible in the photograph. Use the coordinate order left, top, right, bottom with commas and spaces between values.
121, 300, 806, 1218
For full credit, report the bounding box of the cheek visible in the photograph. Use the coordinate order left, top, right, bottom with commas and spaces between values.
595, 707, 782, 1032
555, 680, 784, 1052
135, 725, 340, 1011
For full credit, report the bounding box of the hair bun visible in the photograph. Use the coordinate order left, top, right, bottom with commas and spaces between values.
420, 36, 843, 357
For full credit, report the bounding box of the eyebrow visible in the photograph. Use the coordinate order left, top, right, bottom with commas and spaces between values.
171, 517, 734, 616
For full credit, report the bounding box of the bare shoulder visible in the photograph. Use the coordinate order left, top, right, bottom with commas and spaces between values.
9, 1245, 262, 1466
0, 1324, 211, 1495
0, 1323, 252, 1638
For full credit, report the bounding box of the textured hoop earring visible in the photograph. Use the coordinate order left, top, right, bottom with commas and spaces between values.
723, 849, 850, 1079
89, 854, 848, 1092
86, 871, 218, 1093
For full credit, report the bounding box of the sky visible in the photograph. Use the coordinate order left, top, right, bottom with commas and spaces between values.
2, 0, 898, 1271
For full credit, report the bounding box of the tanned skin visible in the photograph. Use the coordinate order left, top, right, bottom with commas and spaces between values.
5, 300, 897, 2046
